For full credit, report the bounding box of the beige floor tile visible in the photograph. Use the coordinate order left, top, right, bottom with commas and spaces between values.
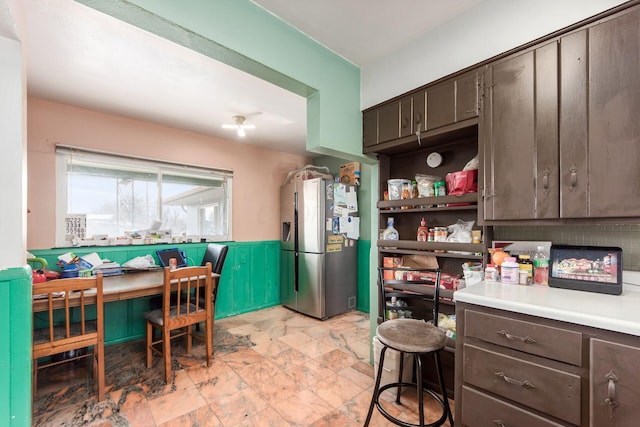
250, 369, 305, 404
270, 389, 335, 426
157, 404, 222, 427
148, 384, 207, 425
285, 359, 335, 388
33, 308, 456, 427
315, 348, 358, 372
207, 388, 269, 426
296, 336, 339, 358
308, 409, 362, 427
251, 337, 292, 357
278, 330, 314, 347
268, 346, 311, 371
314, 372, 367, 408
235, 406, 292, 427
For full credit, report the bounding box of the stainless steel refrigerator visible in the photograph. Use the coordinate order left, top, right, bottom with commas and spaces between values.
280, 177, 358, 319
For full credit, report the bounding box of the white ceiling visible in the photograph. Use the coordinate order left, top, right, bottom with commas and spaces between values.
16, 0, 481, 157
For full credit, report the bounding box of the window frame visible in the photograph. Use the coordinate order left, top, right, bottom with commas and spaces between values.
55, 145, 233, 246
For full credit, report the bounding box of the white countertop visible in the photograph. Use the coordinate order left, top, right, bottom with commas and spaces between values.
454, 271, 640, 336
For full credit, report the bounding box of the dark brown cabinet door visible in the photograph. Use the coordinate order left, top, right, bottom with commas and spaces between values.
426, 79, 455, 131
482, 41, 559, 220
362, 109, 378, 148
412, 90, 426, 134
456, 70, 479, 121
400, 96, 413, 138
560, 7, 640, 218
590, 338, 640, 426
377, 101, 401, 143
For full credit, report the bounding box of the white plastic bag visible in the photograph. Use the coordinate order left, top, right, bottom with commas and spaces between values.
122, 254, 156, 269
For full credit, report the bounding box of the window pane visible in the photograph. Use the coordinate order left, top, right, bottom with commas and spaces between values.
57, 148, 232, 245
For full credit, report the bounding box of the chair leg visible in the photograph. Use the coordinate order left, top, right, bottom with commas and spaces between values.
415, 354, 425, 426
96, 341, 105, 401
396, 349, 404, 404
145, 321, 153, 368
32, 359, 37, 398
163, 325, 172, 383
435, 351, 454, 426
205, 314, 213, 366
364, 345, 388, 427
186, 325, 192, 354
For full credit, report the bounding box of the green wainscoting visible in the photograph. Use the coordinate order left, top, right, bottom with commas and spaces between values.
30, 239, 370, 346
30, 241, 282, 345
0, 267, 32, 427
357, 240, 371, 313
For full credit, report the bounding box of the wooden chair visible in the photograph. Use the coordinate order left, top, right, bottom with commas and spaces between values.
144, 263, 213, 383
32, 272, 105, 401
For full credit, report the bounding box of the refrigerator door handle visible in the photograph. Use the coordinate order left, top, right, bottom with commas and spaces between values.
294, 191, 299, 292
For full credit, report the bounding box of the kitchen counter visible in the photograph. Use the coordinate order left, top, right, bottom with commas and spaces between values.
453, 271, 640, 336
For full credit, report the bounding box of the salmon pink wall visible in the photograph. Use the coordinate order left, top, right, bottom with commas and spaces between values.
26, 97, 310, 249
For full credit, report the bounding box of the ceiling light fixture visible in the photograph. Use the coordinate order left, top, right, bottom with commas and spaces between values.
222, 115, 255, 138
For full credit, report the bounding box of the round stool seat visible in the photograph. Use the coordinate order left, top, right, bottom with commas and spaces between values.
377, 318, 446, 354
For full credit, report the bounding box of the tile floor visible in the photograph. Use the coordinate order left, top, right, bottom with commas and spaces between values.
33, 305, 453, 426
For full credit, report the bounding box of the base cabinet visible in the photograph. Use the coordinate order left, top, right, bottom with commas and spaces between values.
456, 303, 640, 427
590, 339, 640, 426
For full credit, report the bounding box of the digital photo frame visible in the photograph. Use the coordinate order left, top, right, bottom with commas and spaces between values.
549, 244, 622, 295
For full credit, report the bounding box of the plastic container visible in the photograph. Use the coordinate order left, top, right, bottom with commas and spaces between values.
373, 336, 413, 388
415, 174, 441, 197
500, 257, 520, 285
484, 264, 499, 282
387, 179, 411, 200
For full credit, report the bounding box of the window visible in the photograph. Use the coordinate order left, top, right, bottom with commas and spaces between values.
56, 146, 232, 246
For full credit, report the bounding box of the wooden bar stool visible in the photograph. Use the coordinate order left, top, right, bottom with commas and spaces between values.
364, 267, 454, 427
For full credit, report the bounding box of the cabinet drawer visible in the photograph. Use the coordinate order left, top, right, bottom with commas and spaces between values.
465, 309, 583, 366
462, 386, 567, 427
463, 344, 581, 425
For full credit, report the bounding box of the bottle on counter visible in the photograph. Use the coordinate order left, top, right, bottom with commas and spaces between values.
533, 246, 550, 285
382, 217, 399, 240
518, 254, 533, 285
500, 257, 520, 285
484, 264, 499, 282
417, 217, 428, 241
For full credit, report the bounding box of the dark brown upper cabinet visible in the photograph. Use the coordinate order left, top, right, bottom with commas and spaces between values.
482, 4, 640, 222
377, 101, 401, 144
482, 41, 559, 221
362, 109, 378, 148
560, 6, 640, 219
427, 70, 479, 131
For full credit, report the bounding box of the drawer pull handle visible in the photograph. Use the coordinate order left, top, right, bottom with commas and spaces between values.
492, 421, 507, 427
494, 371, 536, 390
605, 370, 619, 418
496, 329, 537, 344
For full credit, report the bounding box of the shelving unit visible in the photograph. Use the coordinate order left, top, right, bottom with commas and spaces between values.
372, 130, 488, 400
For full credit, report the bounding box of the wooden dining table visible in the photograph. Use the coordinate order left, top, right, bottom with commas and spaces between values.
32, 269, 220, 312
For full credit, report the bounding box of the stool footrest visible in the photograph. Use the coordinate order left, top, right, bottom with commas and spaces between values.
374, 381, 448, 427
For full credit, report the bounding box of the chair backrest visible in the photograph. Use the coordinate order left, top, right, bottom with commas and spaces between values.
201, 243, 228, 274
201, 244, 228, 303
378, 266, 442, 325
163, 263, 212, 328
33, 272, 104, 360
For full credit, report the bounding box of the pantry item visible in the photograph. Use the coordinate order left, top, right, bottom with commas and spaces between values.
417, 217, 428, 241
533, 246, 549, 285
382, 217, 399, 240
484, 264, 499, 282
500, 257, 520, 284
518, 254, 533, 284
387, 179, 411, 200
